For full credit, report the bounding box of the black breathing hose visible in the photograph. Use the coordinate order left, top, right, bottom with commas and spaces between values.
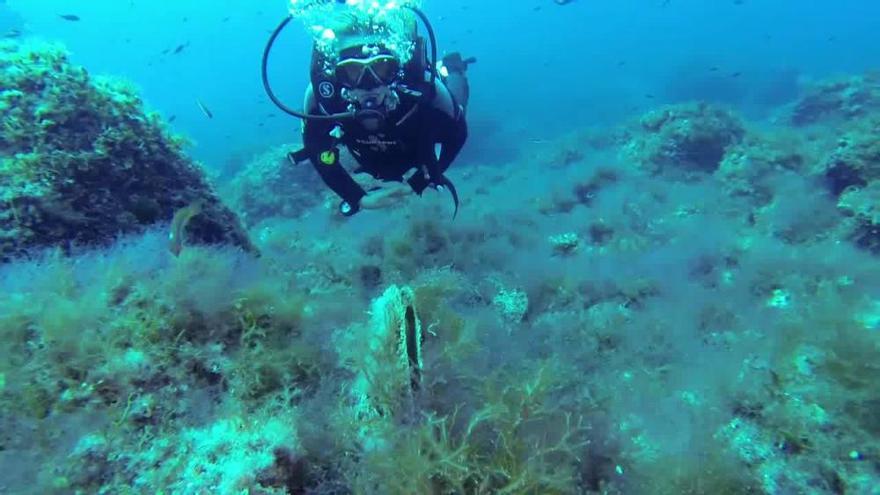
406, 6, 439, 100
261, 15, 354, 121
261, 5, 439, 121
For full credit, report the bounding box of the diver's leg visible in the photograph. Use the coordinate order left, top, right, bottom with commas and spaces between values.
359, 183, 412, 210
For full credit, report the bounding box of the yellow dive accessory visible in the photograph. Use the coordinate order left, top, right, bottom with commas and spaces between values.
320, 149, 337, 165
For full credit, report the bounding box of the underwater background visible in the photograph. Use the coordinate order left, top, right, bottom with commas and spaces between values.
2, 0, 880, 493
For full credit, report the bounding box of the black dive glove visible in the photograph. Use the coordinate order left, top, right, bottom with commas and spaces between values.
407, 168, 460, 219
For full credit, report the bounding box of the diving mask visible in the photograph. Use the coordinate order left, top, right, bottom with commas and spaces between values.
335, 54, 401, 89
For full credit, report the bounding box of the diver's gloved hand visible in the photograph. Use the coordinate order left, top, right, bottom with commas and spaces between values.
359, 184, 412, 211
404, 169, 460, 218
409, 169, 449, 194
407, 170, 431, 194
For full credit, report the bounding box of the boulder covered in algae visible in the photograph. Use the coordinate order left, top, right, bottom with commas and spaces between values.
0, 40, 252, 262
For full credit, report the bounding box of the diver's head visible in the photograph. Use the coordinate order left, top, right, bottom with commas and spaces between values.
334, 44, 404, 129
297, 2, 420, 127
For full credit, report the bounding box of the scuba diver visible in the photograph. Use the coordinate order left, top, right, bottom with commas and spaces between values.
262, 1, 474, 217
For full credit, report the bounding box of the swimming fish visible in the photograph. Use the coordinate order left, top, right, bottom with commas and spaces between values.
58, 14, 81, 21
195, 98, 213, 119
168, 200, 204, 256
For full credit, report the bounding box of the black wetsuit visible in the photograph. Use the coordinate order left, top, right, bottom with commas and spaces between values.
301, 78, 468, 215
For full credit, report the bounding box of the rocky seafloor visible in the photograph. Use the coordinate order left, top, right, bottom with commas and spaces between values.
1, 40, 879, 494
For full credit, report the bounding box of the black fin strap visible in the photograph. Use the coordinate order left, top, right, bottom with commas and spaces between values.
437, 175, 460, 219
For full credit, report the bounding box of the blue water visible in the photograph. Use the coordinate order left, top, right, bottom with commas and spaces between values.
5, 0, 879, 169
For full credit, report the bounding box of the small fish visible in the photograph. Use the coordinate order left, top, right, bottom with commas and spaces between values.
173, 43, 189, 54
58, 14, 81, 21
168, 114, 177, 123
196, 98, 213, 119
3, 28, 22, 39
168, 200, 204, 256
